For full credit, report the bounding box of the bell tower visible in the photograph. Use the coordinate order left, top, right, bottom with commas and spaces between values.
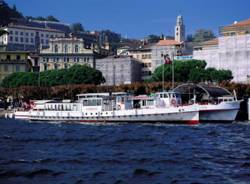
175, 15, 185, 42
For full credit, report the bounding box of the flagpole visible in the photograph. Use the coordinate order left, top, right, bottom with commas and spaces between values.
161, 54, 164, 91
162, 59, 164, 91
172, 53, 174, 89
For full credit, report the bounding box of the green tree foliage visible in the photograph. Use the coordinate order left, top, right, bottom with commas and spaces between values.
70, 23, 84, 34
0, 1, 23, 26
193, 29, 216, 43
1, 65, 105, 88
151, 60, 233, 83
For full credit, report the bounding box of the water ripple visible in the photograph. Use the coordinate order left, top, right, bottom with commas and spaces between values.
0, 119, 250, 184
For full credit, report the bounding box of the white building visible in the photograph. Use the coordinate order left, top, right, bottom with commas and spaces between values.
0, 24, 65, 51
194, 19, 250, 83
39, 37, 96, 71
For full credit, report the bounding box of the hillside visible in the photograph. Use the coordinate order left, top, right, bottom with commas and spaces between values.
0, 0, 23, 26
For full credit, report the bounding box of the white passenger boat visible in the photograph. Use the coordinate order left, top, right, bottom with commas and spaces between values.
174, 83, 241, 122
198, 96, 241, 122
10, 92, 199, 124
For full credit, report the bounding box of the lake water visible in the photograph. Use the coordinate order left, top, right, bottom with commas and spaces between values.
0, 119, 250, 184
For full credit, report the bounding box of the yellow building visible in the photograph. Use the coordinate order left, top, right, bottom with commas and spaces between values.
0, 51, 32, 82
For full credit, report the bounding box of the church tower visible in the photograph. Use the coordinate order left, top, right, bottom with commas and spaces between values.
175, 15, 185, 42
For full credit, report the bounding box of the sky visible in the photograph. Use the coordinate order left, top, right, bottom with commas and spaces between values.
5, 0, 250, 39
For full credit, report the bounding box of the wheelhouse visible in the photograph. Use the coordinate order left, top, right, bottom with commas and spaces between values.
155, 91, 182, 107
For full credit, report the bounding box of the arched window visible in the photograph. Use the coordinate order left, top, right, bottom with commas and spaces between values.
54, 44, 58, 53
75, 45, 79, 53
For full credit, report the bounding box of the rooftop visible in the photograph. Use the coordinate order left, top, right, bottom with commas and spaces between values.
202, 38, 219, 46
231, 19, 250, 27
156, 39, 182, 46
2, 24, 64, 33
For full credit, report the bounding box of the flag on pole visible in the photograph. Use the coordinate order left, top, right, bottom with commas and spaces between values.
164, 55, 172, 64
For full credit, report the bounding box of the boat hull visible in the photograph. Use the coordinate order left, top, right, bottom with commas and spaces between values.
199, 101, 240, 122
13, 106, 199, 125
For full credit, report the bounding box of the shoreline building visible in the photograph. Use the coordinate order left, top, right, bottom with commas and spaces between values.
39, 36, 96, 71
0, 19, 69, 51
126, 44, 154, 80
96, 56, 142, 86
194, 19, 250, 83
117, 15, 186, 80
0, 51, 33, 82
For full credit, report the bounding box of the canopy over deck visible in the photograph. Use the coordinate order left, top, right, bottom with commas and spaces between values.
173, 83, 232, 102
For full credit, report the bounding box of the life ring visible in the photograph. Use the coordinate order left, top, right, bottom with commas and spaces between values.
171, 99, 177, 106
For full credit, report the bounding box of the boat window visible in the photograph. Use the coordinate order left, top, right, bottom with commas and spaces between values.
142, 100, 146, 106
147, 100, 154, 106
83, 99, 102, 106
164, 93, 168, 98
83, 100, 88, 106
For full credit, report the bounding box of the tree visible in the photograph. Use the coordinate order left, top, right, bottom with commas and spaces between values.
151, 60, 233, 83
70, 23, 84, 34
1, 65, 105, 88
193, 29, 216, 43
0, 1, 23, 26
